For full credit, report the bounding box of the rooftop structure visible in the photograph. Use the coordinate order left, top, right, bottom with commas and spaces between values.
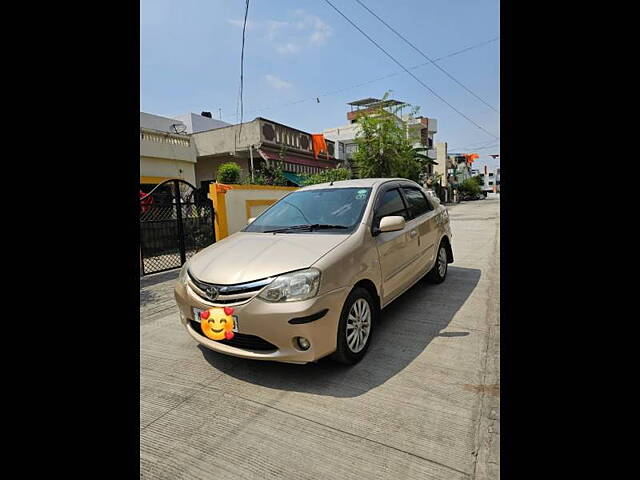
346, 97, 409, 123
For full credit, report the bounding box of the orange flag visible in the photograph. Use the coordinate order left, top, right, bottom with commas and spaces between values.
312, 134, 329, 160
464, 153, 479, 165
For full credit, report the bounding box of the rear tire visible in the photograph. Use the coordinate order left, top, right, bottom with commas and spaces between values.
331, 287, 376, 365
426, 242, 449, 284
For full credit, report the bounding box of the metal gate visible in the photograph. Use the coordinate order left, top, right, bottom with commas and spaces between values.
140, 179, 215, 275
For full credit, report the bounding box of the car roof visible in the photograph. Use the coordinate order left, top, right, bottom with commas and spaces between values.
298, 178, 415, 191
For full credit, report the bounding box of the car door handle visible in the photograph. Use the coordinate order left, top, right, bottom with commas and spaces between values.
410, 230, 418, 237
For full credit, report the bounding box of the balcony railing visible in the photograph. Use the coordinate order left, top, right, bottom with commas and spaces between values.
259, 119, 335, 158
140, 128, 191, 147
140, 127, 195, 163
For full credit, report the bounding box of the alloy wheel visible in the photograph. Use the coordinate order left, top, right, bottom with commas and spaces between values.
438, 247, 448, 277
346, 298, 371, 353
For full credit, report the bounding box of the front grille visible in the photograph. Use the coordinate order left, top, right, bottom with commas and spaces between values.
189, 320, 278, 352
187, 271, 273, 306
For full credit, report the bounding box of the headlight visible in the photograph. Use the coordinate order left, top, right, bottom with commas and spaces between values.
178, 262, 189, 286
258, 268, 321, 302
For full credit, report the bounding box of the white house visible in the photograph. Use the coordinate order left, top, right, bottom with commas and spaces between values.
140, 111, 233, 189
140, 112, 197, 187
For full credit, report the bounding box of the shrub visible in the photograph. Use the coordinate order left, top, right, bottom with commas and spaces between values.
458, 177, 482, 195
301, 168, 352, 186
216, 162, 242, 184
249, 161, 288, 186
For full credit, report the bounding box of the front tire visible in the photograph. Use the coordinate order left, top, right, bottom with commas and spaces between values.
332, 287, 376, 365
426, 242, 449, 284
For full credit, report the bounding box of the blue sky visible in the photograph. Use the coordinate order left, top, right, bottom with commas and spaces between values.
141, 0, 500, 170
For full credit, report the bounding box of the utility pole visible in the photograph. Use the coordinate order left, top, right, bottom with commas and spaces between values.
249, 145, 255, 183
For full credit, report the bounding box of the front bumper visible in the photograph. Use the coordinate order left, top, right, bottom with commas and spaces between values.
174, 282, 349, 364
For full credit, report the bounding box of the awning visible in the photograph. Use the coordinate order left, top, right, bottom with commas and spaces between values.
414, 154, 438, 165
283, 172, 305, 186
257, 148, 335, 169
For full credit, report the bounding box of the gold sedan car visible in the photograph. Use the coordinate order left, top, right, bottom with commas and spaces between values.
174, 178, 453, 364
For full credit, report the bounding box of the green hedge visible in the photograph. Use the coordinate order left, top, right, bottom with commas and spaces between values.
301, 168, 352, 186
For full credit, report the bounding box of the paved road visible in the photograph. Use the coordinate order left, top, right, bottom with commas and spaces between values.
140, 198, 500, 480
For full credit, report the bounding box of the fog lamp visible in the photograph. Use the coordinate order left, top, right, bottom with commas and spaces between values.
296, 337, 310, 351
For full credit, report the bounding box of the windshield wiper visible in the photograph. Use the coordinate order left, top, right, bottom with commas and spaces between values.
263, 224, 349, 233
263, 225, 313, 233
310, 224, 349, 230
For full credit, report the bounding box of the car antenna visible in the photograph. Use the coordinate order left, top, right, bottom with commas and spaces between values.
329, 180, 334, 186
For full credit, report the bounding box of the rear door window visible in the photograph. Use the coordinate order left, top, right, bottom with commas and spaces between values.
401, 187, 432, 219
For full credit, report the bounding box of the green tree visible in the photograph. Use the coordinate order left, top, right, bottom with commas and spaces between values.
351, 93, 422, 181
301, 168, 352, 186
411, 146, 438, 182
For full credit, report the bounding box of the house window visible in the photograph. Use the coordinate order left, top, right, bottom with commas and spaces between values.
488, 181, 493, 185
345, 143, 359, 159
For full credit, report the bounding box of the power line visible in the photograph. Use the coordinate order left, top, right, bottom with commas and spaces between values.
355, 0, 499, 114
236, 0, 250, 149
435, 37, 499, 61
450, 138, 500, 150
317, 37, 499, 100
466, 143, 499, 152
221, 36, 498, 121
449, 138, 500, 150
449, 142, 500, 152
322, 0, 499, 140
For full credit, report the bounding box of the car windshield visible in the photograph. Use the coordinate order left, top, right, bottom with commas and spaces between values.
243, 187, 372, 234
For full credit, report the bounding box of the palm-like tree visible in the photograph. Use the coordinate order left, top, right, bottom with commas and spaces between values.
411, 146, 438, 180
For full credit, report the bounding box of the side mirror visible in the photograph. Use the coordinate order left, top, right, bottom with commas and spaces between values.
247, 217, 256, 225
378, 215, 405, 233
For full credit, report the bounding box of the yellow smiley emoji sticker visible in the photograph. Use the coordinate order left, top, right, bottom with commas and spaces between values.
200, 307, 235, 341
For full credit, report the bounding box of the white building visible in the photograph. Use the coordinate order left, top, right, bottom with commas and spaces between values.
479, 165, 500, 192
322, 122, 359, 164
171, 112, 231, 134
323, 98, 437, 168
447, 153, 474, 184
434, 142, 450, 187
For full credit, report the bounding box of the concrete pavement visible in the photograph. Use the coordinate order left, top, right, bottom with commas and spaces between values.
140, 197, 500, 479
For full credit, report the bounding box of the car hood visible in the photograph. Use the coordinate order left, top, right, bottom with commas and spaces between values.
188, 232, 350, 284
